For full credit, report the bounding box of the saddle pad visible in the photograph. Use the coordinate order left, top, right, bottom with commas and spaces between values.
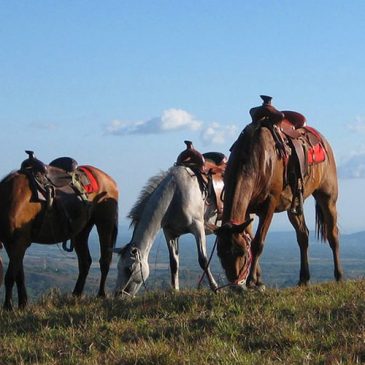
78, 166, 99, 193
308, 143, 326, 164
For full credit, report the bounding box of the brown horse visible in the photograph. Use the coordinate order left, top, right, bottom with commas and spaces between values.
216, 99, 343, 289
0, 164, 118, 310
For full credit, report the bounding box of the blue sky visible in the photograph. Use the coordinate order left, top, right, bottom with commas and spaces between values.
1, 1, 365, 232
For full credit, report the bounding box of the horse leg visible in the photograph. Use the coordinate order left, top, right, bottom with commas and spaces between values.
95, 219, 117, 297
313, 191, 343, 282
163, 230, 180, 290
3, 242, 28, 310
287, 211, 310, 286
191, 221, 218, 291
72, 224, 93, 296
248, 202, 276, 288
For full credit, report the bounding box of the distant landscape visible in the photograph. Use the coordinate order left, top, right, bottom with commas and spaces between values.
0, 226, 364, 302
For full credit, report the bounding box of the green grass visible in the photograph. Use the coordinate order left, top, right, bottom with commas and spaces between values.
1, 280, 364, 364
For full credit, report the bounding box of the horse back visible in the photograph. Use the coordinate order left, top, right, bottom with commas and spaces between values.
80, 166, 119, 201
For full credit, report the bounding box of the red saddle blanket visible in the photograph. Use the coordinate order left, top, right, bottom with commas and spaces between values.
307, 143, 326, 164
78, 166, 99, 193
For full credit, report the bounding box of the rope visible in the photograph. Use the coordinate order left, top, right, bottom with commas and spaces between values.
197, 235, 218, 289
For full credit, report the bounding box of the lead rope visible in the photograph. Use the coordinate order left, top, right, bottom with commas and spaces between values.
136, 249, 149, 293
197, 214, 220, 289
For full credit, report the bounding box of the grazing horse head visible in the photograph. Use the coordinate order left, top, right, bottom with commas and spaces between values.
114, 243, 149, 297
216, 220, 253, 286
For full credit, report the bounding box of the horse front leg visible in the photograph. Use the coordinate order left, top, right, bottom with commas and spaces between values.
3, 242, 28, 310
287, 211, 310, 285
248, 202, 276, 289
163, 230, 180, 290
192, 221, 218, 291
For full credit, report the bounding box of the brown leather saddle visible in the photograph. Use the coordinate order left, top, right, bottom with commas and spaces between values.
250, 96, 327, 214
20, 151, 93, 205
20, 151, 97, 250
176, 141, 226, 220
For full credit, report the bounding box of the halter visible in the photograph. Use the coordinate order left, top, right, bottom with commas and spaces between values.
214, 228, 253, 292
116, 246, 148, 297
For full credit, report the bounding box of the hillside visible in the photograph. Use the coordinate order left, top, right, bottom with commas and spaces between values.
0, 280, 364, 364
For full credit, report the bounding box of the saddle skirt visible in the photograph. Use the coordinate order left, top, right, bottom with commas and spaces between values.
275, 118, 326, 179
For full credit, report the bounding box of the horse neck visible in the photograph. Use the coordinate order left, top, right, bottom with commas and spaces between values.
223, 125, 276, 224
130, 175, 176, 258
223, 169, 255, 224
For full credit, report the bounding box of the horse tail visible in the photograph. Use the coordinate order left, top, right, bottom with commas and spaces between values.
315, 202, 327, 242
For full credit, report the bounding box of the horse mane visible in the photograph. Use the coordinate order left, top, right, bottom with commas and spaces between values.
230, 122, 261, 172
128, 168, 171, 227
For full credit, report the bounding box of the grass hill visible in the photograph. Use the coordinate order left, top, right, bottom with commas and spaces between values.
0, 280, 364, 364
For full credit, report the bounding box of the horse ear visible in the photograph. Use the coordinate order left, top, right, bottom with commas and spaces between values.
231, 218, 253, 234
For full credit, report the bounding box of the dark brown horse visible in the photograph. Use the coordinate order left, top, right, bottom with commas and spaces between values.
0, 164, 118, 310
216, 98, 343, 289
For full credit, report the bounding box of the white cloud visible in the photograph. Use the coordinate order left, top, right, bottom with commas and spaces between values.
160, 109, 202, 131
201, 122, 238, 145
347, 116, 365, 134
105, 108, 202, 136
338, 153, 365, 179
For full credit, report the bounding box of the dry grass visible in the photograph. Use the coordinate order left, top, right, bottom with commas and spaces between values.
1, 280, 364, 364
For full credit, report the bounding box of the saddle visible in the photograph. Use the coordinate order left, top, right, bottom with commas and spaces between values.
250, 96, 327, 214
176, 141, 226, 220
20, 151, 99, 249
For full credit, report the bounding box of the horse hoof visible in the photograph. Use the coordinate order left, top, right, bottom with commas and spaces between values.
255, 284, 266, 292
3, 303, 13, 311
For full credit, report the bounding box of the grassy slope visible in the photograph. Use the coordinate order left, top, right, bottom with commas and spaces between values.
0, 280, 364, 365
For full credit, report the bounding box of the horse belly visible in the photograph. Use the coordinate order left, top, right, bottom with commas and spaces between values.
32, 201, 91, 244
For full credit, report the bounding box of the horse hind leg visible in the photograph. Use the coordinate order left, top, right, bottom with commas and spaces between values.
72, 223, 93, 296
313, 191, 343, 282
287, 211, 310, 286
96, 219, 118, 297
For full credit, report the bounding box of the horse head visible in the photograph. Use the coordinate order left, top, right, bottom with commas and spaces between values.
216, 219, 253, 286
113, 243, 149, 297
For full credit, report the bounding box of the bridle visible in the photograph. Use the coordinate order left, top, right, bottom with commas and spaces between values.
214, 229, 253, 292
116, 245, 148, 297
